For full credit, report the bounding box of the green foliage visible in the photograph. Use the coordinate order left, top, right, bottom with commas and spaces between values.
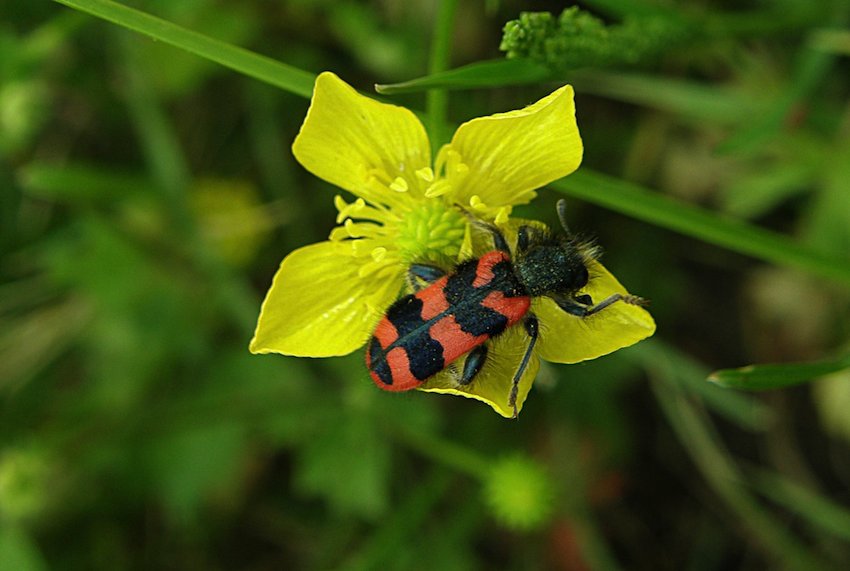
709, 354, 850, 390
0, 527, 47, 571
3, 0, 850, 568
500, 7, 694, 71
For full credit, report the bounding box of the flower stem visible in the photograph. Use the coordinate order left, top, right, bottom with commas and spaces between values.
427, 0, 458, 153
395, 427, 490, 480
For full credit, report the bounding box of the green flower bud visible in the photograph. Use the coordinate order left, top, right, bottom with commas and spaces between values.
483, 455, 555, 530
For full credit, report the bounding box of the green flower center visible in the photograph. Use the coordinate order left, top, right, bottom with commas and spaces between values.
395, 200, 466, 265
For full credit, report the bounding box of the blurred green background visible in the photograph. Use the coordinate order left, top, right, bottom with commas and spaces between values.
3, 0, 850, 569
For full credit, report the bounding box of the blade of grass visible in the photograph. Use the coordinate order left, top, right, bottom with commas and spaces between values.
553, 169, 850, 288
631, 341, 773, 431
649, 366, 831, 570
118, 32, 193, 231
750, 467, 850, 542
376, 58, 550, 94
709, 355, 850, 390
718, 47, 834, 154
51, 0, 315, 98
569, 70, 759, 125
345, 468, 453, 571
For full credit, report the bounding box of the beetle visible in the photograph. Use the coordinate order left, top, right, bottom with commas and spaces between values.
365, 200, 645, 417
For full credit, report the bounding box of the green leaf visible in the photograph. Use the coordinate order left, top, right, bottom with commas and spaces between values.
553, 169, 850, 288
51, 0, 315, 98
375, 59, 550, 94
708, 355, 850, 390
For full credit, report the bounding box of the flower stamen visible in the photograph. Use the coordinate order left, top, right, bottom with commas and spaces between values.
389, 177, 409, 193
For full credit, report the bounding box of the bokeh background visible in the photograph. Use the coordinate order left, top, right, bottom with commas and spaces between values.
3, 0, 850, 569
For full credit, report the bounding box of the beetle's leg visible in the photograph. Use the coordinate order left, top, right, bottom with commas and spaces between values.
575, 293, 593, 306
553, 293, 647, 317
481, 222, 510, 253
458, 345, 488, 386
406, 263, 446, 292
509, 315, 539, 419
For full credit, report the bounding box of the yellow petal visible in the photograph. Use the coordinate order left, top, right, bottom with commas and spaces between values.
250, 241, 403, 357
292, 72, 431, 204
419, 325, 540, 418
535, 261, 655, 363
447, 85, 582, 208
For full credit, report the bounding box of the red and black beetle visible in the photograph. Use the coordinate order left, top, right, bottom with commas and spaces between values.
366, 200, 644, 417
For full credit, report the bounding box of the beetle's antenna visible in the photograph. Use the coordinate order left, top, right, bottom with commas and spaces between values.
454, 203, 510, 253
556, 199, 572, 235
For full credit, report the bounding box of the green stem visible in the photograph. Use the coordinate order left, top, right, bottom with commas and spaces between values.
426, 0, 458, 152
118, 33, 193, 233
345, 468, 453, 571
395, 428, 490, 479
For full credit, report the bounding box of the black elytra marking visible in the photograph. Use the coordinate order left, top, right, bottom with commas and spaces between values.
407, 335, 445, 380
443, 258, 524, 338
384, 295, 445, 381
367, 337, 393, 385
374, 252, 531, 384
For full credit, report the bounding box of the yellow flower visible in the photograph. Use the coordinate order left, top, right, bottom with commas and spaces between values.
250, 71, 654, 417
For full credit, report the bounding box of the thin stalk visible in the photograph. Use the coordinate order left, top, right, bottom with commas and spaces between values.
344, 468, 453, 571
395, 428, 490, 479
426, 0, 458, 153
118, 33, 193, 234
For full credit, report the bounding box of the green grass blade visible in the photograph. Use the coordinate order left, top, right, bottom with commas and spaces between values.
631, 341, 774, 431
51, 0, 315, 98
375, 58, 550, 94
569, 70, 758, 124
718, 48, 833, 154
750, 468, 850, 541
553, 170, 850, 287
649, 369, 831, 570
708, 355, 850, 390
